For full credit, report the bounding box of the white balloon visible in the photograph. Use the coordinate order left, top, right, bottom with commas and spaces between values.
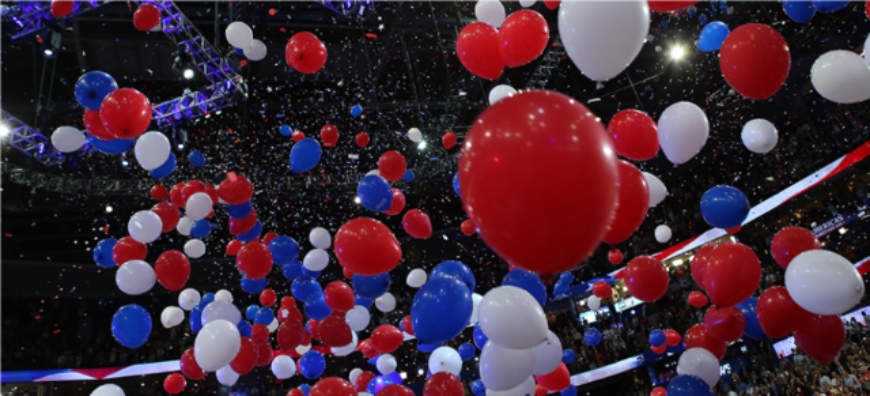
376, 354, 397, 375
741, 119, 779, 154
271, 355, 296, 379
480, 342, 536, 391
864, 34, 870, 64
406, 268, 427, 288
161, 306, 184, 328
116, 260, 156, 295
178, 288, 201, 311
532, 331, 563, 375
470, 293, 484, 325
349, 367, 363, 384
226, 21, 253, 49
244, 39, 267, 61
134, 131, 171, 170
359, 393, 373, 396
657, 101, 709, 164
185, 192, 213, 221
90, 384, 125, 396
201, 300, 241, 326
519, 0, 536, 7
587, 295, 601, 311
128, 210, 163, 243
486, 376, 536, 396
785, 249, 865, 315
184, 239, 206, 258
195, 320, 241, 372
654, 225, 672, 244
677, 348, 720, 388
346, 305, 371, 332
811, 50, 870, 104
303, 249, 329, 271
375, 293, 396, 313
475, 0, 506, 28
215, 289, 233, 303
479, 286, 548, 349
365, 169, 381, 177
408, 127, 423, 143
268, 317, 279, 333
295, 343, 312, 355
216, 365, 239, 386
51, 126, 86, 153
176, 217, 192, 236
559, 1, 649, 81
643, 172, 668, 207
429, 346, 463, 376
309, 227, 332, 249
332, 331, 359, 357
488, 85, 517, 105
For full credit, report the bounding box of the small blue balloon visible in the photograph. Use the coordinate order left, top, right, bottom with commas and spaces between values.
470, 380, 486, 396
557, 272, 574, 285
302, 267, 322, 279
351, 104, 363, 117
357, 175, 393, 212
402, 170, 415, 182
502, 269, 546, 306
293, 276, 324, 303
87, 133, 134, 155
189, 219, 211, 238
561, 386, 578, 396
202, 293, 215, 305
290, 138, 322, 173
458, 342, 475, 361
111, 304, 152, 348
279, 125, 293, 137
188, 150, 205, 167
667, 374, 714, 396
298, 384, 311, 396
700, 185, 750, 229
245, 305, 259, 320
417, 342, 442, 353
562, 349, 576, 364
367, 357, 380, 367
282, 260, 304, 281
811, 0, 850, 13
698, 13, 707, 25
353, 273, 392, 299
698, 21, 729, 52
189, 304, 204, 333
452, 172, 461, 197
298, 351, 326, 379
473, 323, 488, 349
93, 238, 118, 268
783, 0, 816, 23
75, 71, 118, 110
237, 320, 253, 338
235, 47, 245, 56
150, 153, 177, 179
241, 277, 267, 294
236, 220, 262, 243
304, 294, 332, 320
411, 277, 473, 344
737, 297, 765, 340
355, 295, 373, 309
585, 328, 601, 346
430, 260, 475, 293
226, 201, 253, 219
649, 329, 666, 347
367, 374, 398, 394
254, 307, 275, 325
269, 236, 301, 265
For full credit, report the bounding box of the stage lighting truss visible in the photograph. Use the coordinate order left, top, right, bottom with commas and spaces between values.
2, 0, 104, 40
525, 40, 566, 90
151, 76, 248, 128
319, 0, 377, 17
0, 109, 63, 166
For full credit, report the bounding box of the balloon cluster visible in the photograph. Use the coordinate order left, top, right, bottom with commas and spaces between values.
458, 6, 549, 79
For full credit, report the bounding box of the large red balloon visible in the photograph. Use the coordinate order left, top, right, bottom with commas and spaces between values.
423, 372, 463, 396
757, 286, 811, 339
623, 256, 669, 302
151, 202, 180, 233
719, 23, 790, 100
355, 132, 369, 148
100, 88, 152, 139
460, 219, 475, 236
311, 377, 356, 396
442, 132, 457, 150
179, 347, 206, 380
355, 371, 376, 392
459, 90, 618, 274
607, 109, 659, 161
285, 32, 328, 74
371, 325, 404, 354
688, 291, 709, 308
602, 160, 649, 244
319, 314, 353, 347
690, 244, 717, 290
378, 385, 415, 396
592, 281, 612, 299
456, 22, 504, 80
236, 242, 273, 280
402, 209, 432, 239
50, 0, 74, 18
498, 10, 549, 68
647, 0, 697, 12
112, 236, 147, 265
278, 320, 305, 351
217, 172, 254, 205
151, 185, 169, 201
794, 314, 845, 364
163, 373, 186, 394
324, 281, 355, 313
155, 250, 190, 291
321, 124, 339, 147
703, 242, 761, 307
384, 189, 406, 216
704, 305, 745, 342
230, 337, 258, 375
770, 226, 821, 269
133, 4, 161, 31
84, 110, 114, 140
684, 324, 726, 360
535, 363, 571, 391
377, 151, 407, 182
334, 218, 402, 276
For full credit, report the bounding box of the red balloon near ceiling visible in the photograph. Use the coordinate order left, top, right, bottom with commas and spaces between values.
179, 347, 206, 380
100, 88, 152, 139
756, 286, 811, 339
423, 372, 464, 396
688, 291, 709, 308
151, 202, 180, 232
285, 32, 328, 74
384, 189, 406, 216
602, 160, 649, 245
319, 314, 353, 347
217, 173, 254, 205
155, 250, 190, 291
84, 110, 115, 140
684, 323, 726, 359
334, 217, 402, 276
324, 281, 355, 313
608, 249, 623, 265
50, 0, 74, 18
456, 22, 504, 80
402, 209, 432, 239
460, 219, 475, 236
623, 256, 669, 302
690, 244, 717, 290
235, 242, 273, 280
321, 124, 339, 147
371, 324, 404, 354
112, 236, 148, 265
133, 4, 161, 31
498, 10, 549, 68
704, 305, 745, 342
230, 337, 258, 375
442, 131, 457, 150
607, 109, 659, 161
719, 23, 791, 100
163, 373, 186, 394
535, 363, 571, 391
592, 280, 612, 299
310, 377, 356, 396
355, 132, 370, 148
150, 185, 168, 201
647, 0, 698, 12
459, 90, 618, 274
377, 150, 407, 182
794, 313, 845, 364
703, 242, 761, 307
770, 226, 821, 269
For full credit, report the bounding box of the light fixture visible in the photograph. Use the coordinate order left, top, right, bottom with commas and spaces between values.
0, 124, 9, 138
121, 160, 128, 166
417, 141, 426, 150
177, 143, 185, 150
183, 68, 194, 80
105, 205, 113, 213
839, 227, 848, 235
669, 45, 686, 61
354, 196, 361, 204
672, 258, 684, 266
43, 48, 55, 58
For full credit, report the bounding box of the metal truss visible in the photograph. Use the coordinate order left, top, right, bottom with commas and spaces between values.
151, 76, 246, 128
2, 163, 152, 195
1, 109, 62, 166
2, 0, 104, 40
319, 0, 377, 17
525, 40, 566, 90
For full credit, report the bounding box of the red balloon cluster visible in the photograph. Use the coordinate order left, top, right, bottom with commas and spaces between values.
607, 109, 659, 161
770, 226, 820, 269
456, 10, 549, 79
231, 337, 258, 375
321, 124, 339, 147
602, 160, 650, 245
623, 256, 669, 302
402, 209, 432, 239
378, 151, 407, 182
100, 88, 152, 139
155, 250, 190, 291
133, 4, 161, 31
794, 314, 845, 364
285, 32, 328, 74
334, 217, 402, 276
719, 23, 791, 100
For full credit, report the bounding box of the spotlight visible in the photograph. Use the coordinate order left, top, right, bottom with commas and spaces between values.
354, 196, 361, 204
105, 205, 113, 213
0, 124, 9, 138
183, 68, 194, 80
417, 141, 426, 150
669, 45, 686, 61
171, 51, 196, 78
177, 143, 185, 150
43, 47, 55, 58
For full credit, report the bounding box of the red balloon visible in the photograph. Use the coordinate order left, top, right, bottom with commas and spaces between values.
536, 363, 570, 391
279, 305, 303, 324
226, 239, 243, 256
133, 4, 161, 31
384, 189, 406, 216
261, 232, 278, 246
252, 324, 270, 340
757, 286, 811, 339
377, 151, 407, 182
650, 344, 667, 354
288, 390, 304, 396
357, 338, 379, 359
442, 132, 457, 150
770, 226, 821, 269
253, 338, 272, 367
726, 225, 741, 234
169, 183, 184, 207
794, 314, 845, 364
623, 256, 669, 302
355, 371, 376, 392
281, 296, 296, 307
650, 387, 668, 396
371, 324, 404, 354
278, 320, 305, 350
334, 217, 402, 276
84, 110, 114, 140
703, 242, 761, 307
719, 23, 790, 100
285, 32, 328, 74
100, 88, 151, 139
112, 236, 147, 265
543, 0, 560, 10
459, 90, 618, 274
321, 124, 339, 147
664, 329, 681, 347
155, 250, 190, 291
260, 288, 277, 306
343, 268, 354, 279
217, 172, 254, 205
307, 319, 322, 340
324, 281, 355, 313
150, 202, 180, 233
180, 180, 207, 204
498, 10, 549, 68
647, 0, 697, 12
460, 219, 475, 236
378, 385, 415, 396
236, 242, 273, 280
163, 373, 186, 394
230, 209, 258, 236
355, 132, 370, 148
456, 22, 504, 80
180, 347, 206, 380
602, 160, 649, 244
319, 314, 353, 347
150, 185, 168, 201
684, 324, 726, 359
50, 0, 74, 18
866, 0, 870, 19
690, 244, 717, 290
688, 291, 709, 308
608, 249, 624, 265
607, 109, 659, 161
704, 305, 745, 342
230, 337, 258, 375
592, 281, 612, 299
535, 385, 548, 396
292, 131, 305, 142
401, 315, 414, 335
402, 209, 432, 239
424, 372, 463, 396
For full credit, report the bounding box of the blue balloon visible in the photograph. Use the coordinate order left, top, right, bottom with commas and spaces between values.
473, 323, 488, 349
470, 380, 486, 396
698, 21, 729, 52
584, 328, 601, 346
298, 351, 326, 379
403, 170, 415, 182
189, 219, 211, 238
502, 269, 546, 306
282, 260, 304, 281
355, 295, 373, 309
236, 220, 262, 243
226, 201, 253, 219
302, 267, 322, 279
417, 342, 442, 353
189, 303, 204, 333
783, 0, 816, 23
452, 172, 461, 197
557, 272, 574, 285
292, 276, 324, 303
245, 305, 259, 320
367, 374, 399, 394
304, 294, 332, 320
430, 260, 475, 293
700, 185, 750, 229
254, 307, 274, 325
737, 297, 765, 340
87, 133, 133, 155
649, 329, 666, 347
351, 104, 363, 117
150, 152, 177, 179
458, 342, 475, 361
93, 238, 117, 268
562, 349, 576, 364
367, 357, 380, 367
279, 125, 293, 137
75, 71, 118, 110
241, 277, 267, 294
811, 0, 850, 13
561, 386, 578, 396
202, 293, 215, 305
188, 150, 205, 167
411, 277, 473, 344
298, 384, 311, 396
667, 374, 714, 396
269, 236, 300, 265
237, 320, 253, 338
353, 273, 392, 299
290, 138, 322, 173
111, 304, 152, 348
357, 175, 393, 212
